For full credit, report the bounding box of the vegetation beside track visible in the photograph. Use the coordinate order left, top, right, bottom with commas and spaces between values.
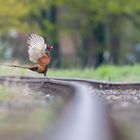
1, 65, 140, 82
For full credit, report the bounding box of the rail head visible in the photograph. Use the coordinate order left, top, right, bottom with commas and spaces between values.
2, 76, 140, 89
0, 76, 116, 140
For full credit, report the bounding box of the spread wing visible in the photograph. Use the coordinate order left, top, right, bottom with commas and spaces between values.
27, 34, 47, 63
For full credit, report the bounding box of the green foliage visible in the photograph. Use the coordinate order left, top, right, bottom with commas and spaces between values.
0, 0, 30, 33
0, 0, 140, 33
0, 0, 53, 33
62, 0, 140, 28
0, 0, 140, 67
48, 65, 140, 82
1, 65, 140, 82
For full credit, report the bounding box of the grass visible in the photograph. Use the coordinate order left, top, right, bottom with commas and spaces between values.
48, 65, 140, 82
1, 64, 140, 82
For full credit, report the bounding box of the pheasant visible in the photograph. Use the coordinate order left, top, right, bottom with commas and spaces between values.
3, 34, 53, 77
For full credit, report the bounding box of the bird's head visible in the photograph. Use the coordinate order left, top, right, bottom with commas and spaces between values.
46, 44, 53, 52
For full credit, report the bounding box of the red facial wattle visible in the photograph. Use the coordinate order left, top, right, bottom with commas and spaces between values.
46, 45, 53, 52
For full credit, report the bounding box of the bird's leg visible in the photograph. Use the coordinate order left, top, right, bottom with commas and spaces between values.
43, 72, 50, 80
42, 73, 50, 89
43, 73, 46, 77
46, 77, 50, 81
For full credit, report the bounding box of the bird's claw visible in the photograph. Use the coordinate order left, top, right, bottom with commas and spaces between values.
46, 77, 50, 81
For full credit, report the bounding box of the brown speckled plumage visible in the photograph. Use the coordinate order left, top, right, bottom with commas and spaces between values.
3, 34, 53, 77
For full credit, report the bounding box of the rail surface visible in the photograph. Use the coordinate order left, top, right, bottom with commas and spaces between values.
1, 76, 140, 140
2, 75, 140, 89
2, 76, 140, 89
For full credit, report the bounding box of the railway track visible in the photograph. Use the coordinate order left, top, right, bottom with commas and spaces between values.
0, 76, 140, 140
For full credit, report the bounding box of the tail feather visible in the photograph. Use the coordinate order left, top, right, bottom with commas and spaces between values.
1, 64, 38, 71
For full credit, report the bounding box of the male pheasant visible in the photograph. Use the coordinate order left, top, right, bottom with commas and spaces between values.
4, 34, 53, 77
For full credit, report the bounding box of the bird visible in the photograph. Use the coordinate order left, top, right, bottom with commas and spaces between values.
3, 34, 53, 77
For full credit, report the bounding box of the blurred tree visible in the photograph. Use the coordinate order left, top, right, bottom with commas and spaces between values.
1, 0, 140, 67
61, 0, 140, 66
49, 4, 61, 67
27, 0, 61, 67
0, 0, 61, 66
29, 0, 61, 67
0, 0, 30, 33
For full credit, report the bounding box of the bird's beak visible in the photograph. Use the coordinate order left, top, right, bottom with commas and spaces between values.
51, 45, 53, 49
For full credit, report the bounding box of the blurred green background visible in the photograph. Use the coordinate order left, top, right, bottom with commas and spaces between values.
1, 0, 140, 79
0, 1, 140, 138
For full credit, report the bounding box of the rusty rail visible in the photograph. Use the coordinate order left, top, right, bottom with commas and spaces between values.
45, 82, 113, 140
0, 76, 140, 140
2, 76, 140, 89
0, 76, 115, 140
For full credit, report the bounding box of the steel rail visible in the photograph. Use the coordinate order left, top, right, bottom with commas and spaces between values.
0, 76, 114, 140
1, 76, 140, 89
52, 77, 140, 90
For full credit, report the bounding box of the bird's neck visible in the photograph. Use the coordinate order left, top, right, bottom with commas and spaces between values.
45, 50, 51, 54
45, 47, 51, 52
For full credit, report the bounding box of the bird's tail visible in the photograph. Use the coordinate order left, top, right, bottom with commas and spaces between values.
1, 64, 31, 69
1, 64, 38, 71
